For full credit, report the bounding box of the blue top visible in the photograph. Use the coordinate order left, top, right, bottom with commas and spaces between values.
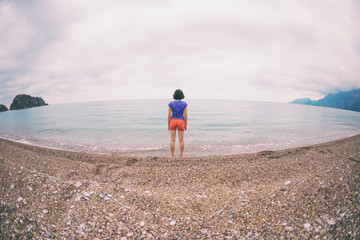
169, 100, 187, 120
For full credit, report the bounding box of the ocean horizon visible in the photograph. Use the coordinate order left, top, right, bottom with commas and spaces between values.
1, 99, 360, 156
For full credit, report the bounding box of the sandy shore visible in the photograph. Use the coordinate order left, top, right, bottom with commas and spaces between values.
1, 135, 360, 239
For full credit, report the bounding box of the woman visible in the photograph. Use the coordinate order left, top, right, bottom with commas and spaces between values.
168, 89, 187, 158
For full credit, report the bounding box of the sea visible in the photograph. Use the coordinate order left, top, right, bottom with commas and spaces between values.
1, 99, 360, 157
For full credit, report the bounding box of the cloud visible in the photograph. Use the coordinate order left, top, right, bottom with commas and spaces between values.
0, 0, 360, 105
0, 2, 33, 71
0, 0, 83, 103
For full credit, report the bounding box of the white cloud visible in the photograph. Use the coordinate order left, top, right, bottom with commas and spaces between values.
0, 0, 359, 105
0, 2, 34, 70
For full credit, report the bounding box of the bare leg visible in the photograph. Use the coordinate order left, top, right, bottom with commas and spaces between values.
170, 130, 176, 157
178, 131, 184, 157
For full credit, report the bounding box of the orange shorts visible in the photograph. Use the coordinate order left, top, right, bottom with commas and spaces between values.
169, 119, 185, 131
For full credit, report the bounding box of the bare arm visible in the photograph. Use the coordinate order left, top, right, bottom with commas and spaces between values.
168, 106, 172, 129
184, 107, 187, 130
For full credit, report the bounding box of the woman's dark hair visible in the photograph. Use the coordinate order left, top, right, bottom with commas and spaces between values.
173, 89, 185, 100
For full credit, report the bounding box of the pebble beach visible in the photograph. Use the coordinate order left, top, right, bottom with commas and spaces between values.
1, 135, 359, 239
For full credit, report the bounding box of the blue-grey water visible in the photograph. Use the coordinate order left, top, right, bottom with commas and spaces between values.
0, 99, 360, 156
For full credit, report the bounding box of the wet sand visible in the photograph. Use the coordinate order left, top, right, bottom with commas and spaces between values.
1, 135, 360, 239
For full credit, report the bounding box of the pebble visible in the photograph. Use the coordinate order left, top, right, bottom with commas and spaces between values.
44, 232, 52, 238
140, 221, 146, 227
10, 184, 15, 189
327, 219, 335, 225
269, 193, 277, 198
170, 220, 176, 226
75, 181, 82, 188
83, 192, 91, 197
43, 210, 49, 215
79, 223, 86, 230
285, 181, 292, 185
201, 229, 208, 235
285, 226, 293, 232
304, 223, 312, 230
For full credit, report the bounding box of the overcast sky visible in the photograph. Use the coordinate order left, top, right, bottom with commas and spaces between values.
1, 0, 360, 105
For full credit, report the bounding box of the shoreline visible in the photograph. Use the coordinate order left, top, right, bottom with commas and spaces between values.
2, 131, 360, 157
1, 135, 360, 238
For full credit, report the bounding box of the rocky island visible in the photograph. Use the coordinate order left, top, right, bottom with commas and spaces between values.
0, 104, 8, 112
9, 94, 48, 110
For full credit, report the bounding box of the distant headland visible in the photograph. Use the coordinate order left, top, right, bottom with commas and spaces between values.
0, 94, 48, 112
290, 89, 360, 112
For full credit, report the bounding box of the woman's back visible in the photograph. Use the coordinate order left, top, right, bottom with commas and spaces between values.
169, 100, 187, 120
